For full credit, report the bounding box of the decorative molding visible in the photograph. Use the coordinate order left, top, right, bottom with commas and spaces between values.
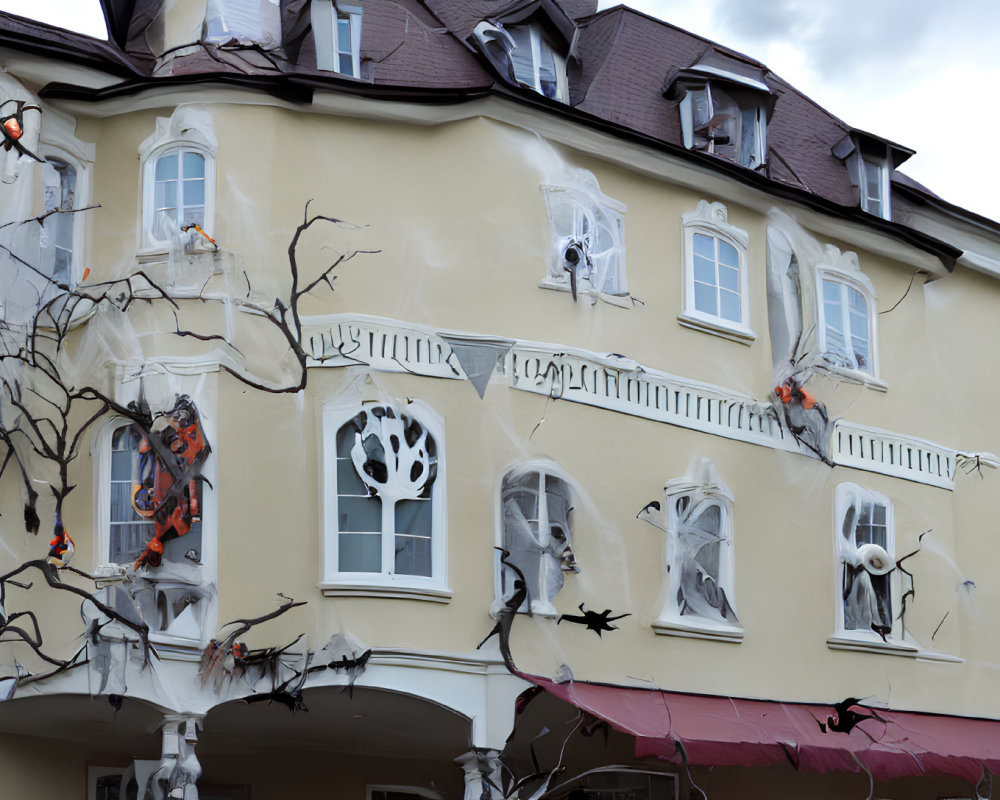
651, 619, 744, 643
301, 314, 981, 490
318, 583, 452, 603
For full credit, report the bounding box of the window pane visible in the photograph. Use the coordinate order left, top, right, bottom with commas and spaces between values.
337, 17, 351, 52
693, 233, 714, 259
181, 206, 205, 228
822, 279, 840, 303
693, 254, 715, 285
183, 178, 205, 208
694, 281, 717, 316
155, 154, 178, 181
182, 151, 205, 179
110, 522, 153, 566
155, 180, 177, 211
718, 264, 739, 292
338, 495, 381, 532
718, 240, 739, 268
719, 289, 741, 322
339, 52, 354, 74
111, 481, 141, 523
339, 533, 381, 572
395, 534, 432, 577
509, 26, 535, 87
337, 458, 367, 496
395, 498, 432, 536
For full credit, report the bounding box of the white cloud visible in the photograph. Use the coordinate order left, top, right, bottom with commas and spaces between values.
0, 0, 106, 39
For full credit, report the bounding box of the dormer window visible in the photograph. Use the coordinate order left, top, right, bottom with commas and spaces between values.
832, 132, 913, 222
679, 83, 767, 168
205, 0, 281, 47
509, 24, 567, 101
312, 1, 362, 77
859, 154, 889, 219
472, 19, 569, 103
665, 52, 774, 170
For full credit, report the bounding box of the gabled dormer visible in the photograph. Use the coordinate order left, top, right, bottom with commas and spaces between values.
832, 130, 914, 221
664, 48, 777, 170
470, 0, 577, 103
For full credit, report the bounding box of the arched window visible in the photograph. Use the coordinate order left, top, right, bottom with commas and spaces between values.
681, 200, 754, 343
322, 400, 448, 599
497, 463, 579, 615
818, 271, 877, 374
138, 108, 217, 254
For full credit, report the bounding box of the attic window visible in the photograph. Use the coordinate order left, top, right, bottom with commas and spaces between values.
204, 0, 281, 47
680, 82, 767, 168
312, 1, 362, 77
860, 155, 890, 219
472, 21, 568, 103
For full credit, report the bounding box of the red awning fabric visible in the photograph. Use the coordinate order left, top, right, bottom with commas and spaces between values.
526, 676, 1000, 785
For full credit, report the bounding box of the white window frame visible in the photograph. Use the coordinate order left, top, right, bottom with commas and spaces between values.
92, 414, 219, 651
816, 264, 878, 379
679, 200, 754, 343
859, 154, 891, 220
138, 110, 217, 257
494, 459, 579, 617
37, 146, 88, 286
312, 1, 362, 77
651, 460, 742, 643
320, 399, 449, 601
678, 81, 768, 168
830, 483, 914, 654
509, 23, 568, 103
540, 170, 629, 307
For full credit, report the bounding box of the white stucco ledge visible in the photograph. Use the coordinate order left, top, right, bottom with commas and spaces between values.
826, 635, 963, 663
677, 312, 757, 345
652, 618, 744, 643
318, 582, 452, 603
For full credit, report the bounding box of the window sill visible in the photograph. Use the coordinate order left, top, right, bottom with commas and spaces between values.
652, 618, 744, 643
318, 582, 452, 603
677, 312, 756, 346
815, 361, 888, 392
538, 278, 634, 309
150, 633, 205, 660
826, 634, 918, 657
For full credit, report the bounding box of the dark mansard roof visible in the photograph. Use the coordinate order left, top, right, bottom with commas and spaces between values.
0, 0, 988, 264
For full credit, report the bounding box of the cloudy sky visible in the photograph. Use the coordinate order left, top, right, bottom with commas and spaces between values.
2, 0, 998, 222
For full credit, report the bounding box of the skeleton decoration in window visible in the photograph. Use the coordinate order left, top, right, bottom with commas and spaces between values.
766, 211, 879, 462
638, 460, 740, 633
837, 484, 895, 641
335, 405, 438, 578
541, 169, 630, 307
471, 20, 569, 103
106, 395, 212, 641
499, 465, 579, 616
665, 51, 774, 169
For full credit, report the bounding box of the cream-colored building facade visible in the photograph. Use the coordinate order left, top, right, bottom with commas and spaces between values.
2, 1, 1000, 799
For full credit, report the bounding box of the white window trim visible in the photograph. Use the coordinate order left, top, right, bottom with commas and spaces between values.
651, 461, 742, 643
678, 83, 767, 168
830, 483, 913, 655
815, 263, 881, 383
493, 458, 578, 618
859, 153, 892, 220
91, 414, 219, 652
679, 200, 755, 344
312, 1, 362, 77
38, 138, 91, 287
138, 109, 218, 259
320, 398, 450, 601
509, 23, 568, 103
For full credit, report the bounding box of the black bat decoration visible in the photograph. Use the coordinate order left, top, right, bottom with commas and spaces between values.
817, 697, 886, 734
557, 603, 630, 636
243, 688, 308, 713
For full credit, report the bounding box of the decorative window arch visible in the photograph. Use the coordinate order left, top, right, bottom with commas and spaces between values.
834, 483, 902, 645
817, 262, 878, 376
640, 459, 742, 642
92, 400, 217, 650
541, 169, 629, 306
138, 108, 217, 255
321, 399, 449, 600
495, 460, 579, 616
680, 200, 754, 343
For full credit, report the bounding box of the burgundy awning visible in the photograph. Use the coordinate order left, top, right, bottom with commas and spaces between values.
526, 676, 1000, 785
